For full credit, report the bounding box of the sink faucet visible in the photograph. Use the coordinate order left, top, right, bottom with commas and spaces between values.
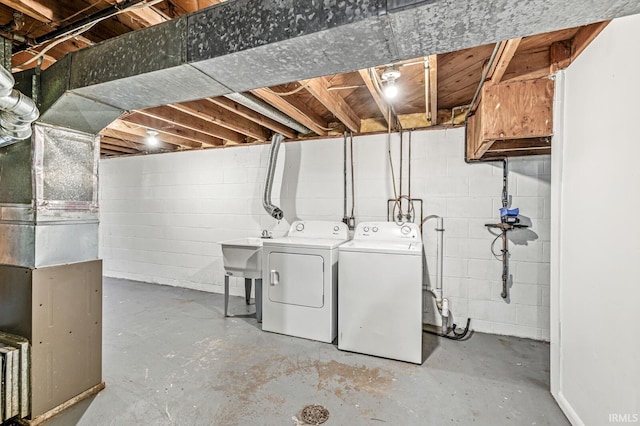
261, 229, 272, 239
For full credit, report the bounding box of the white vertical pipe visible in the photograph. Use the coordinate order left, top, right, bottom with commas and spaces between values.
422, 215, 445, 302
436, 216, 444, 302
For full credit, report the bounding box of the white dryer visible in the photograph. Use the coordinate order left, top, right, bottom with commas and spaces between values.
338, 222, 423, 364
262, 221, 349, 343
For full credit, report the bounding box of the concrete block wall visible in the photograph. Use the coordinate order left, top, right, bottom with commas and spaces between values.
100, 127, 551, 340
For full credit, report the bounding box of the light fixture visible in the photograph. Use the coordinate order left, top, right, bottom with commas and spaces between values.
381, 65, 401, 99
146, 129, 158, 146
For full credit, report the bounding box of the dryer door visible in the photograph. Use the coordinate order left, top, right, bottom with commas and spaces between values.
268, 252, 324, 308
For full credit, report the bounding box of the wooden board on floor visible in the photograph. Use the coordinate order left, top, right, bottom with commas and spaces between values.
16, 382, 106, 426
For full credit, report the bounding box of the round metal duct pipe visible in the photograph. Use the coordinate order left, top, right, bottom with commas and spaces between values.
225, 93, 311, 135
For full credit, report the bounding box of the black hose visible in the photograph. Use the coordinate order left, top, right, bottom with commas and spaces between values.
423, 318, 472, 341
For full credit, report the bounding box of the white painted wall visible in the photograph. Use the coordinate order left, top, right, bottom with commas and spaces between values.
551, 15, 640, 426
100, 127, 551, 340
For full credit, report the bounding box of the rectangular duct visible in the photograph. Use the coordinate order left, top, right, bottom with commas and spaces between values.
28, 0, 640, 135
0, 123, 99, 268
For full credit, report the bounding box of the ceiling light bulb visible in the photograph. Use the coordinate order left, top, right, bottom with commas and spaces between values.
146, 129, 159, 146
384, 79, 398, 99
381, 65, 401, 100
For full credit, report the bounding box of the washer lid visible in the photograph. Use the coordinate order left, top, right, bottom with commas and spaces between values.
263, 237, 350, 250
338, 240, 422, 255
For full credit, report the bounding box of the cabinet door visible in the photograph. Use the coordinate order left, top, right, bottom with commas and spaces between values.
268, 252, 324, 308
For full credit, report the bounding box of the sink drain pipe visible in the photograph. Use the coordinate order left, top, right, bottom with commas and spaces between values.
263, 133, 284, 220
422, 215, 471, 340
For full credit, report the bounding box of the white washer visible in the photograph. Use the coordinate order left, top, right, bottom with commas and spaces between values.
338, 222, 423, 364
262, 220, 349, 343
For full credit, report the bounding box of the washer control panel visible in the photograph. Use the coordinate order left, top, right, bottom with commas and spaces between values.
288, 220, 349, 239
353, 222, 420, 241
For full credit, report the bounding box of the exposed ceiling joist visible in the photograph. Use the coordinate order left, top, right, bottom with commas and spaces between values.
101, 126, 177, 151
0, 0, 59, 23
101, 147, 126, 156
300, 77, 361, 133
358, 68, 391, 129
172, 100, 270, 141
488, 38, 523, 84
208, 97, 297, 139
177, 0, 226, 13
571, 21, 610, 61
252, 88, 329, 136
100, 140, 140, 154
133, 107, 237, 144
113, 116, 208, 149
113, 3, 166, 27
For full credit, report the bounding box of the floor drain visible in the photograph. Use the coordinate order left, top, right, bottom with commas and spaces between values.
300, 404, 330, 425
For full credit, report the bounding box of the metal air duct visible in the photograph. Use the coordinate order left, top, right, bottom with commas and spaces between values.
225, 93, 311, 135
263, 133, 284, 220
0, 65, 39, 146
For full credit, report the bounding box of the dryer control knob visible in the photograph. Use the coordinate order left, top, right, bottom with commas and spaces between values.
401, 225, 411, 235
296, 223, 304, 232
372, 227, 379, 232
334, 226, 340, 232
363, 226, 370, 232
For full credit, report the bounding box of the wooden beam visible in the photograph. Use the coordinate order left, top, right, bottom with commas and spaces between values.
300, 77, 361, 133
361, 110, 465, 134
100, 147, 125, 156
358, 68, 391, 128
101, 126, 178, 151
100, 141, 139, 154
489, 38, 522, 84
121, 6, 166, 27
171, 100, 270, 141
107, 119, 205, 149
488, 138, 551, 152
0, 0, 59, 23
550, 40, 572, 73
475, 139, 496, 159
133, 107, 239, 144
482, 147, 551, 159
571, 21, 610, 61
100, 135, 154, 152
252, 88, 329, 136
121, 113, 214, 147
428, 55, 438, 125
173, 0, 226, 13
208, 96, 297, 139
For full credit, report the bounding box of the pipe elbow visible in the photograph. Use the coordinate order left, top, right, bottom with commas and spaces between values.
0, 67, 14, 98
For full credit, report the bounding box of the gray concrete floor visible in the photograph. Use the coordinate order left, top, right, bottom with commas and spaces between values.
43, 277, 568, 426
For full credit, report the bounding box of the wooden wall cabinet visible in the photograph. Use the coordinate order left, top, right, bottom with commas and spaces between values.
466, 78, 554, 161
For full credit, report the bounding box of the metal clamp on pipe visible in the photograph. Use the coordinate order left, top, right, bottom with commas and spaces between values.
263, 133, 284, 220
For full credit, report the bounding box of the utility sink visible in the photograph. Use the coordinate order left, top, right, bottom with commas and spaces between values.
221, 238, 263, 279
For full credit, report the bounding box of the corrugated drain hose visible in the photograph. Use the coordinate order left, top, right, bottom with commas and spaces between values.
263, 134, 284, 220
